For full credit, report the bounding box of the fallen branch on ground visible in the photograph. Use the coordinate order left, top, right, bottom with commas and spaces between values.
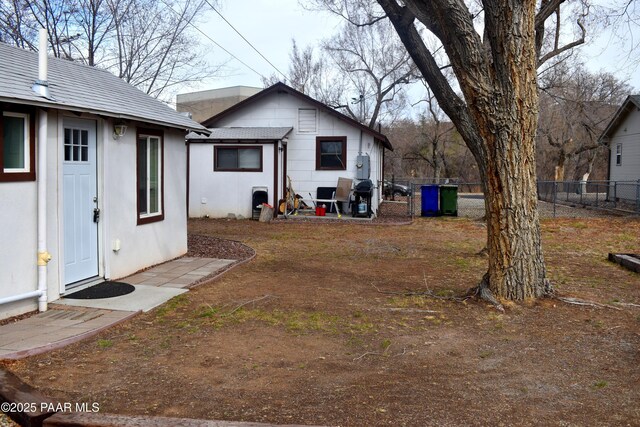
382, 308, 441, 313
615, 302, 640, 309
353, 346, 407, 361
222, 294, 277, 317
557, 297, 622, 311
372, 284, 467, 302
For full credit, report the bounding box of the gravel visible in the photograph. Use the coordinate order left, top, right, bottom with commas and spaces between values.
186, 234, 255, 261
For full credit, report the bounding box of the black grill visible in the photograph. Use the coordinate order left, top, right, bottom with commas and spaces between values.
352, 180, 373, 218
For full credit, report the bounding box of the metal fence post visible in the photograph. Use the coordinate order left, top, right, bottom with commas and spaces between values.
553, 181, 557, 218
614, 181, 617, 209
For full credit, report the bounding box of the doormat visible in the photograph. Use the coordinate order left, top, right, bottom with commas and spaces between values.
65, 281, 135, 299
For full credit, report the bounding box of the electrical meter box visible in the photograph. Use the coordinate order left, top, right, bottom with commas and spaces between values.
356, 154, 370, 180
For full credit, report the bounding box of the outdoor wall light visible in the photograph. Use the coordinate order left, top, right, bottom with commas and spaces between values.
113, 121, 128, 139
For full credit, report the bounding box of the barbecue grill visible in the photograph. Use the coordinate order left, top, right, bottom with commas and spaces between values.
352, 179, 373, 218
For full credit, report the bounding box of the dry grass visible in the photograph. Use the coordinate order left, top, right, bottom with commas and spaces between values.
3, 217, 640, 426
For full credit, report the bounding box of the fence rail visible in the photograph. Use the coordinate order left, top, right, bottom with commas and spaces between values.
378, 178, 640, 219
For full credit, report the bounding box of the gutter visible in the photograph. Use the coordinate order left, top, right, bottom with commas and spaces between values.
2, 30, 52, 312
36, 29, 51, 312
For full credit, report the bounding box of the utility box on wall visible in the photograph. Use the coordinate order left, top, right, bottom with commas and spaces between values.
356, 154, 370, 180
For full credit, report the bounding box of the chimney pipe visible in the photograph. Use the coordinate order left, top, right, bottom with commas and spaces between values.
33, 28, 50, 99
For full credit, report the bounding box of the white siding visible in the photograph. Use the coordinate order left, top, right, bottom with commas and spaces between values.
608, 108, 640, 182
189, 143, 276, 218
195, 91, 385, 218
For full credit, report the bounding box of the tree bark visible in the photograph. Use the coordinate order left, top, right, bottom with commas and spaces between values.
380, 0, 550, 301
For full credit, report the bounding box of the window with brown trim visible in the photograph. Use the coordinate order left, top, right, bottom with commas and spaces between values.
0, 109, 36, 182
136, 129, 164, 225
214, 146, 263, 172
316, 136, 346, 170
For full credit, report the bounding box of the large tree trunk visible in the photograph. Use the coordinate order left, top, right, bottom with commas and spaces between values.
474, 1, 548, 300
480, 114, 548, 299
380, 0, 551, 301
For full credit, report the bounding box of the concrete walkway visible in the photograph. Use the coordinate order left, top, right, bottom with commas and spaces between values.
0, 257, 235, 360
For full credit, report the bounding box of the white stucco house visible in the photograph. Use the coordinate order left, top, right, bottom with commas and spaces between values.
186, 82, 392, 219
600, 95, 640, 183
0, 40, 206, 320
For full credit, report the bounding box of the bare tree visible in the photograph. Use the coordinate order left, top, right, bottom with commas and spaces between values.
0, 1, 38, 49
0, 0, 224, 100
265, 19, 417, 129
537, 61, 632, 182
321, 19, 418, 128
307, 0, 638, 304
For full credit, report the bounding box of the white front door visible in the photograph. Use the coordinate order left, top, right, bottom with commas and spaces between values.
63, 118, 98, 286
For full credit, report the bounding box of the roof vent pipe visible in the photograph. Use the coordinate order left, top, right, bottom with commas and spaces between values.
32, 28, 50, 99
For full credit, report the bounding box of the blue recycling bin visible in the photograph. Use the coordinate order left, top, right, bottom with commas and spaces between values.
421, 185, 440, 217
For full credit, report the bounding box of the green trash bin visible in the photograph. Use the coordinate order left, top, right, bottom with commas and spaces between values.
440, 185, 458, 216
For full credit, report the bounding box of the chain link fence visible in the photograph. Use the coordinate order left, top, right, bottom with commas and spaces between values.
377, 178, 640, 219
538, 180, 640, 215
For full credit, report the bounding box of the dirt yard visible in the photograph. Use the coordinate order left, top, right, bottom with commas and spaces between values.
3, 217, 640, 426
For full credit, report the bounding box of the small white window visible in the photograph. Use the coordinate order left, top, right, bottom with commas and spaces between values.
298, 108, 317, 133
137, 131, 164, 224
615, 143, 622, 166
3, 112, 29, 172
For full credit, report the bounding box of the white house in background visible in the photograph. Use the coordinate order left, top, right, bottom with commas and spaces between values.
600, 95, 640, 183
186, 82, 393, 219
0, 39, 206, 320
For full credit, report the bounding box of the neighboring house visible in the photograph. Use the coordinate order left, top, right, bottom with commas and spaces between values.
0, 40, 206, 320
186, 82, 392, 219
177, 86, 262, 123
600, 95, 640, 183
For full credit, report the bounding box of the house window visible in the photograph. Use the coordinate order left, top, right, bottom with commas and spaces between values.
1, 111, 35, 182
298, 108, 317, 133
214, 146, 262, 172
316, 136, 347, 170
137, 130, 164, 224
615, 143, 622, 166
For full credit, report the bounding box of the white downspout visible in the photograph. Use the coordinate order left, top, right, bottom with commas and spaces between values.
36, 28, 51, 312
0, 30, 51, 309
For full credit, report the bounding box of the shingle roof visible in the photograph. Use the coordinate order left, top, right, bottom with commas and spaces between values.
187, 127, 293, 141
598, 95, 640, 143
0, 42, 206, 132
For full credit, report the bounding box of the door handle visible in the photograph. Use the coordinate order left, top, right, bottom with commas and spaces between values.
93, 207, 100, 223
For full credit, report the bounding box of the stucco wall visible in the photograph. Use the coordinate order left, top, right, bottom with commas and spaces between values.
0, 179, 38, 317
609, 108, 640, 182
189, 143, 275, 219
190, 91, 385, 218
104, 123, 188, 281
1, 109, 188, 320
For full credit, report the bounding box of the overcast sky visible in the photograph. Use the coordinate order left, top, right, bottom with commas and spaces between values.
179, 0, 640, 105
